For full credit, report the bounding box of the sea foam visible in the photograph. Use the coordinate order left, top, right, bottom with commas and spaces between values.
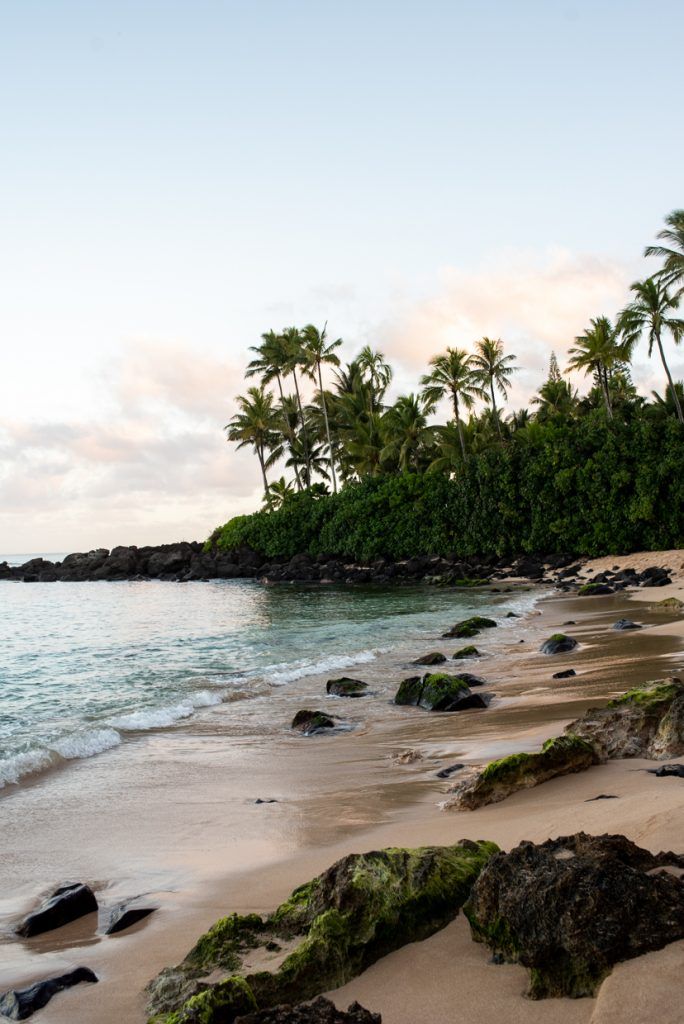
266, 648, 381, 686
107, 690, 224, 731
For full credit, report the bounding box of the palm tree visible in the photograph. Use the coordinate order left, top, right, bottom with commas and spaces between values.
279, 327, 313, 484
301, 322, 342, 493
276, 395, 305, 491
645, 210, 684, 298
264, 476, 295, 510
225, 386, 282, 493
245, 330, 290, 401
472, 337, 517, 438
566, 316, 626, 420
617, 278, 684, 424
531, 355, 578, 423
420, 348, 484, 458
380, 394, 435, 472
357, 346, 393, 413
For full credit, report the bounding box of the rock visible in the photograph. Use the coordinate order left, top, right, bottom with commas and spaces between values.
101, 901, 157, 935
657, 597, 684, 609
442, 616, 497, 639
464, 832, 684, 998
649, 763, 684, 778
539, 633, 578, 655
255, 798, 279, 804
394, 673, 484, 712
0, 967, 98, 1020
145, 841, 498, 1023
552, 668, 576, 679
444, 734, 597, 811
234, 997, 381, 1024
411, 652, 446, 666
325, 678, 369, 698
291, 711, 335, 735
16, 883, 98, 937
435, 763, 465, 779
578, 583, 614, 595
612, 619, 642, 631
562, 620, 576, 625
452, 645, 481, 659
453, 672, 487, 687
568, 678, 684, 760
585, 794, 618, 801
505, 611, 519, 618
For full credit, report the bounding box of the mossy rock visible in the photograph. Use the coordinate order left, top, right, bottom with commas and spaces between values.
578, 582, 614, 595
394, 673, 477, 712
539, 633, 578, 655
442, 616, 497, 639
412, 652, 447, 666
656, 597, 684, 609
452, 646, 481, 659
291, 711, 334, 735
146, 841, 499, 1023
325, 678, 369, 698
445, 734, 598, 810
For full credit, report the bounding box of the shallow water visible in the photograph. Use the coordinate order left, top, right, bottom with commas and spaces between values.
0, 580, 539, 790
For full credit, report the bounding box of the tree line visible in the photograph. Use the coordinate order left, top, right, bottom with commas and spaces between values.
226, 210, 684, 509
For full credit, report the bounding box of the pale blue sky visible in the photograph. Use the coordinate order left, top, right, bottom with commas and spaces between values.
2, 1, 683, 550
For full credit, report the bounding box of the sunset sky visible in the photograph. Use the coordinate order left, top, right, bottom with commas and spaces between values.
2, 0, 683, 553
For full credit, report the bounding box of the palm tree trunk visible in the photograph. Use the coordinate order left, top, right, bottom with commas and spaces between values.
600, 365, 613, 420
275, 373, 303, 491
655, 330, 684, 423
490, 381, 502, 438
318, 362, 337, 493
257, 445, 269, 494
291, 368, 312, 485
452, 391, 466, 459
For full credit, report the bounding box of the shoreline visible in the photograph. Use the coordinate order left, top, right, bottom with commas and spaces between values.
2, 560, 684, 1023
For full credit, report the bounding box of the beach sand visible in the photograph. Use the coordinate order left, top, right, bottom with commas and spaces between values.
2, 559, 684, 1024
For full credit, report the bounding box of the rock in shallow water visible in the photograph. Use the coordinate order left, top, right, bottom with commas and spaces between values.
612, 618, 642, 631
234, 997, 381, 1024
101, 901, 157, 935
291, 710, 335, 735
394, 673, 489, 712
325, 678, 369, 697
0, 967, 97, 1020
540, 633, 578, 655
464, 832, 684, 998
411, 651, 446, 666
16, 882, 97, 937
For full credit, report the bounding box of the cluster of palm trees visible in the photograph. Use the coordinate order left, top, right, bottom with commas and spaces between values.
227, 210, 684, 506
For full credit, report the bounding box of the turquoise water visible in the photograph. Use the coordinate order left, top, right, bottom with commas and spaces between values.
0, 579, 539, 789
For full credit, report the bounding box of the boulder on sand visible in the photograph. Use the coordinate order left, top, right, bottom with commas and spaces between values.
16, 883, 97, 938
394, 673, 489, 712
325, 679, 369, 698
612, 618, 642, 631
452, 646, 481, 659
540, 633, 578, 655
145, 841, 498, 1024
464, 832, 684, 999
442, 616, 497, 639
0, 967, 97, 1020
411, 652, 446, 666
291, 711, 335, 735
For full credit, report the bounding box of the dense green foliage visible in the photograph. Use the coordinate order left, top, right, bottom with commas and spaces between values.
209, 411, 684, 559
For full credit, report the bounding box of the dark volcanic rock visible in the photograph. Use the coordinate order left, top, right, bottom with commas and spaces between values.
612, 618, 642, 631
452, 645, 481, 659
436, 763, 465, 779
552, 668, 577, 679
325, 678, 369, 698
235, 997, 381, 1024
394, 673, 487, 712
649, 763, 684, 778
0, 967, 97, 1020
291, 710, 335, 735
16, 883, 97, 937
412, 651, 447, 666
101, 901, 156, 935
540, 633, 578, 655
442, 616, 497, 639
578, 582, 614, 595
465, 832, 684, 998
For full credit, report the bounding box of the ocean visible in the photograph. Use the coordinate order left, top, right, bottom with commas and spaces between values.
0, 578, 539, 791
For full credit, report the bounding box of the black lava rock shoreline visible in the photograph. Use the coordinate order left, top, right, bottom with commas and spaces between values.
0, 545, 674, 589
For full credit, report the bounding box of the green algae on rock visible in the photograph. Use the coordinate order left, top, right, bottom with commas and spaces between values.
146, 841, 499, 1024
444, 734, 598, 811
441, 616, 497, 639
464, 832, 684, 999
539, 633, 578, 655
568, 677, 684, 760
325, 679, 369, 698
452, 645, 481, 659
394, 673, 487, 712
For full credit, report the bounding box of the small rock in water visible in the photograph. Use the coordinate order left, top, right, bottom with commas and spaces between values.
101, 902, 156, 935
0, 967, 97, 1020
649, 764, 684, 778
585, 794, 618, 802
291, 710, 335, 735
436, 763, 465, 779
326, 677, 369, 697
540, 634, 578, 655
552, 669, 577, 679
16, 883, 98, 937
612, 619, 642, 631
412, 651, 447, 666
254, 798, 278, 804
506, 611, 519, 618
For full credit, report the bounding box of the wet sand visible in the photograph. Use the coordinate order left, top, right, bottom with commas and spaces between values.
2, 564, 684, 1024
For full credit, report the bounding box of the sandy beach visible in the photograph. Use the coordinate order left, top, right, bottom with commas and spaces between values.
3, 555, 684, 1024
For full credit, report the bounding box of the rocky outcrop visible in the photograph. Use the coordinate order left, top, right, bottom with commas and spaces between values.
325, 679, 369, 698
146, 841, 498, 1024
568, 678, 684, 760
16, 882, 97, 937
394, 673, 490, 712
539, 633, 578, 655
234, 998, 381, 1024
464, 832, 684, 998
0, 967, 97, 1020
444, 735, 598, 811
291, 711, 335, 735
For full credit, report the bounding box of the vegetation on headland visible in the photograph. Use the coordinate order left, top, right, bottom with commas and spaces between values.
214, 211, 684, 560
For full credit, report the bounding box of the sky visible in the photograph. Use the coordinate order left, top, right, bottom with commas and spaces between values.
2, 0, 683, 553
